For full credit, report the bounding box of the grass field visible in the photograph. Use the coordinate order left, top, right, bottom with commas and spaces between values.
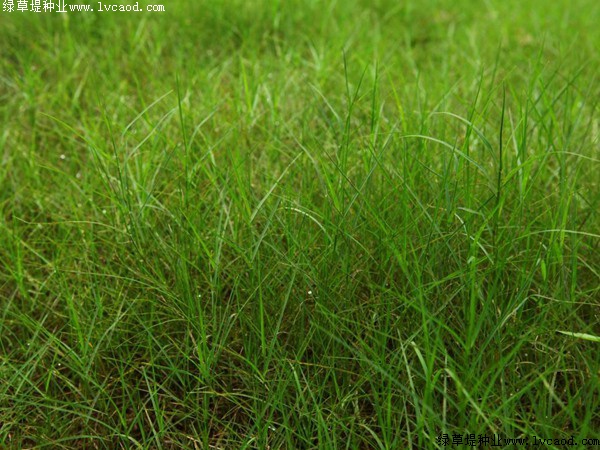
1, 0, 599, 448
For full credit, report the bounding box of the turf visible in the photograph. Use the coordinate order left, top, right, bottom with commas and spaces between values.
1, 0, 599, 448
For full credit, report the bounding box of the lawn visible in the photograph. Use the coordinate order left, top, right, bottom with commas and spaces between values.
1, 0, 599, 448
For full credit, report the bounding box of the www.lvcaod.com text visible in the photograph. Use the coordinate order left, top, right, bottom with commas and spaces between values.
2, 2, 165, 13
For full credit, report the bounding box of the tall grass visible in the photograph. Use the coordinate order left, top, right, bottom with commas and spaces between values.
1, 0, 598, 448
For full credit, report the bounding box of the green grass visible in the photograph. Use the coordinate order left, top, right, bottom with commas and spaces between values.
1, 0, 599, 448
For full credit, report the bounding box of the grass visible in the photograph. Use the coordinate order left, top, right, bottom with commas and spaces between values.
1, 0, 599, 448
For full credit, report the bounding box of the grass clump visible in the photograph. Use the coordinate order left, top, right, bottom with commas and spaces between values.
1, 0, 598, 448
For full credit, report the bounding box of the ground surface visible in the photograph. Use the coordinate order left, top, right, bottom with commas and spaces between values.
1, 0, 599, 448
